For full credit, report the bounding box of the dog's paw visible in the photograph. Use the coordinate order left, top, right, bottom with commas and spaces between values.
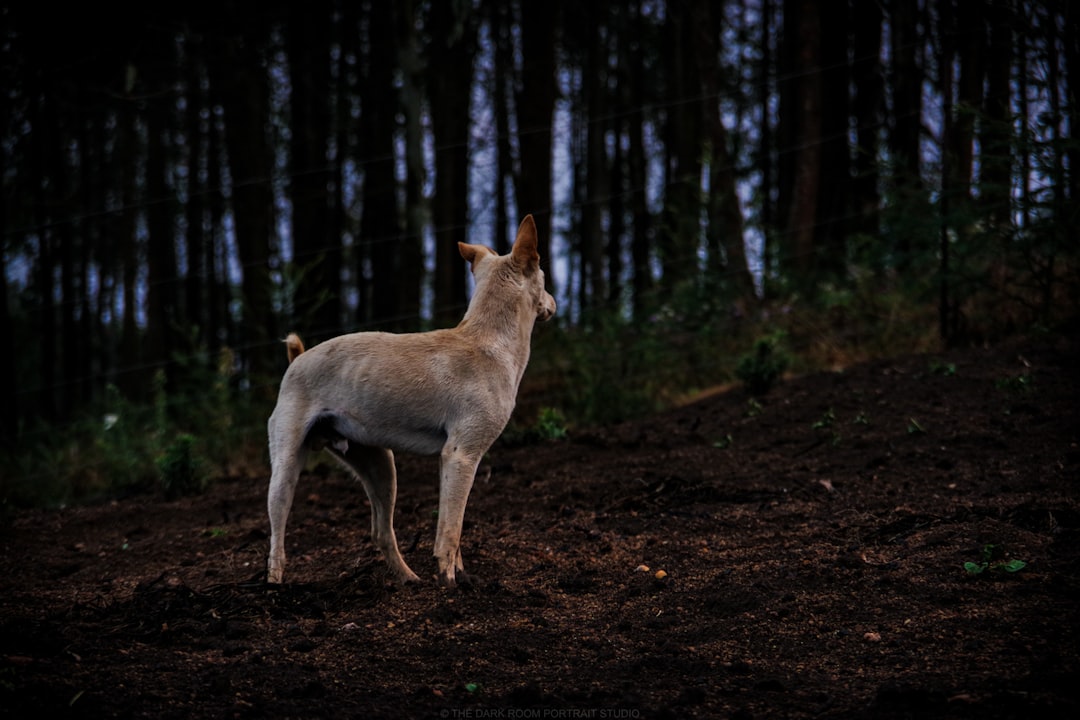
398, 570, 423, 585
436, 568, 473, 591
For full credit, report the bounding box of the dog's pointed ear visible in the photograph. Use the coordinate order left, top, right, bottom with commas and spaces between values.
459, 242, 481, 265
459, 242, 493, 274
511, 215, 540, 272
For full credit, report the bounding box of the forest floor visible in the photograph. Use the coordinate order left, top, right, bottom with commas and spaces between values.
2, 334, 1078, 719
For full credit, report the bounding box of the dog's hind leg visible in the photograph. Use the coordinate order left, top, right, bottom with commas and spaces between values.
334, 444, 421, 584
266, 434, 308, 584
434, 443, 483, 588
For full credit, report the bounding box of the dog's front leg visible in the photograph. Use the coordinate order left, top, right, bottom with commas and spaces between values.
434, 444, 481, 588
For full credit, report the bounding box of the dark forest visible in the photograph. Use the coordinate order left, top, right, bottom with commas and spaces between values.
1, 1, 1076, 502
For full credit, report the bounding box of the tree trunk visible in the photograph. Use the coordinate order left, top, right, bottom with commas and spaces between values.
395, 0, 424, 328
491, 0, 515, 256
0, 69, 15, 439
427, 1, 475, 327
287, 2, 338, 340
980, 0, 1012, 226
660, 0, 703, 291
582, 0, 610, 311
851, 0, 883, 242
361, 0, 402, 329
145, 72, 180, 384
949, 0, 984, 207
516, 0, 559, 277
30, 93, 57, 421
784, 0, 822, 290
817, 0, 849, 283
624, 1, 652, 319
184, 38, 209, 352
211, 28, 277, 378
889, 0, 925, 270
693, 0, 755, 301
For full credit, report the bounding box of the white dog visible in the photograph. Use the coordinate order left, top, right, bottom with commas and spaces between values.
266, 215, 556, 587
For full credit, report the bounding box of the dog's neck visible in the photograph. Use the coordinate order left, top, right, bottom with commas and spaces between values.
456, 262, 536, 384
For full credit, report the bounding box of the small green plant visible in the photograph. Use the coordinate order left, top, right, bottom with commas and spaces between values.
929, 359, 956, 376
907, 417, 926, 434
995, 373, 1034, 393
712, 434, 733, 449
158, 433, 206, 499
964, 543, 1027, 576
736, 333, 790, 396
853, 411, 870, 425
534, 407, 568, 441
811, 408, 841, 446
744, 398, 763, 417
812, 408, 835, 430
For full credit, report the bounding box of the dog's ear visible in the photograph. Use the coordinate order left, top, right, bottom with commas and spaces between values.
459, 242, 493, 273
511, 215, 540, 272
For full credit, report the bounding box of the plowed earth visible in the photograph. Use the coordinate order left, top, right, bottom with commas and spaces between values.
2, 336, 1078, 719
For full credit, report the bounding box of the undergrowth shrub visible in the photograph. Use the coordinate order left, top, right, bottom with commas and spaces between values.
736, 332, 790, 395
0, 346, 268, 511
158, 433, 207, 499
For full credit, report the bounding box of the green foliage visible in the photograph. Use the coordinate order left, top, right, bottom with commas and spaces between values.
0, 346, 267, 509
544, 313, 673, 426
964, 544, 1027, 576
929, 360, 957, 376
811, 408, 842, 446
995, 373, 1034, 394
811, 408, 835, 430
158, 434, 206, 499
736, 333, 790, 396
534, 407, 568, 441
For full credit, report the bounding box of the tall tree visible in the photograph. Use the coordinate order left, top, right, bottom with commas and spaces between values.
781, 0, 823, 289
622, 1, 654, 319
581, 0, 611, 311
693, 0, 754, 301
210, 17, 278, 377
888, 0, 926, 270
287, 1, 339, 341
851, 0, 884, 241
183, 34, 211, 354
659, 0, 704, 291
360, 0, 403, 329
489, 0, 516, 256
0, 38, 16, 439
516, 0, 560, 277
980, 0, 1013, 226
427, 0, 477, 326
143, 45, 182, 384
395, 0, 425, 328
816, 0, 849, 282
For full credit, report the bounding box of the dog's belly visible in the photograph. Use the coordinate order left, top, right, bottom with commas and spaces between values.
313, 410, 448, 456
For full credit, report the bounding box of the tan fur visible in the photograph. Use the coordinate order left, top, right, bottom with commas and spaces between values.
266, 215, 556, 588
284, 333, 305, 363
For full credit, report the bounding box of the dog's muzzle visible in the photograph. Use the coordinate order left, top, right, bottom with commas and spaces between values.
538, 295, 556, 322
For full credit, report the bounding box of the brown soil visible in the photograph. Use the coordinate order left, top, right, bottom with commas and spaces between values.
2, 336, 1078, 719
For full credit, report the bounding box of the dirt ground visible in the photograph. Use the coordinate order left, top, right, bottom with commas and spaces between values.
2, 335, 1078, 719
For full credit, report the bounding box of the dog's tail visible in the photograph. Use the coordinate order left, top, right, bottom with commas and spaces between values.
284, 333, 305, 364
